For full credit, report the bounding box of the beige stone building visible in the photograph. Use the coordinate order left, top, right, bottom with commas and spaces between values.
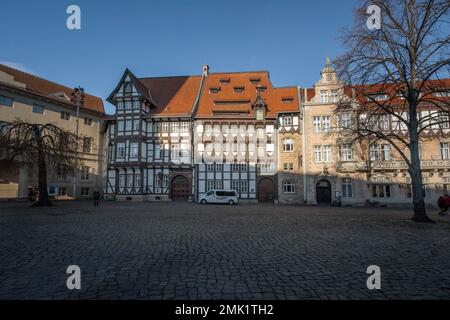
0, 64, 105, 200
302, 59, 450, 207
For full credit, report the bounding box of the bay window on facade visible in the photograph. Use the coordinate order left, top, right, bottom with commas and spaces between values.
339, 144, 353, 161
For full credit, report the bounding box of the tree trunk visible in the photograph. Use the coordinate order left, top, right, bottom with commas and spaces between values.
37, 147, 51, 207
409, 105, 432, 223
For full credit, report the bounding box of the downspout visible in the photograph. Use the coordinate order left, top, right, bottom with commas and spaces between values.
190, 70, 207, 202
300, 87, 308, 203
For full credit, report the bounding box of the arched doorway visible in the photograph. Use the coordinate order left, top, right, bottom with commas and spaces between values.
171, 175, 190, 201
258, 178, 275, 202
316, 179, 332, 205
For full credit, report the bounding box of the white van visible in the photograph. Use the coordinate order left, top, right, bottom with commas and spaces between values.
199, 190, 239, 205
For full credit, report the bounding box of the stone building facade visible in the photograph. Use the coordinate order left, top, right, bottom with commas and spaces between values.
0, 64, 105, 200
302, 59, 450, 207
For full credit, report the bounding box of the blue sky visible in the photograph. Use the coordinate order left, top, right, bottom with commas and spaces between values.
0, 0, 356, 114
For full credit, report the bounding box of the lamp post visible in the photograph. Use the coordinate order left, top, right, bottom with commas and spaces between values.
71, 87, 85, 200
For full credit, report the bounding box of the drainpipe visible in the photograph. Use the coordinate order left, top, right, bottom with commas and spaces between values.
190, 66, 208, 202
301, 87, 308, 203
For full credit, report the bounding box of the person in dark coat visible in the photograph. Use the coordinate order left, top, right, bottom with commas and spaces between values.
93, 189, 101, 207
438, 194, 449, 216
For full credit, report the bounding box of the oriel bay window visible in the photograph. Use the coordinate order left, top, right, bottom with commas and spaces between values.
340, 144, 353, 161
370, 144, 391, 161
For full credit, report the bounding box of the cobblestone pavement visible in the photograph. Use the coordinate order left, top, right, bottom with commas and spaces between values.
0, 201, 449, 300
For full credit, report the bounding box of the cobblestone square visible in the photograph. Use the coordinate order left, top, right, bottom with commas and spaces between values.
0, 201, 449, 300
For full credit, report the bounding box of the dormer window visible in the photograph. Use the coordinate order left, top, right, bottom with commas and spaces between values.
256, 86, 267, 92
282, 97, 294, 104
210, 87, 220, 94
366, 94, 389, 101
250, 78, 261, 85
234, 86, 245, 93
219, 78, 230, 85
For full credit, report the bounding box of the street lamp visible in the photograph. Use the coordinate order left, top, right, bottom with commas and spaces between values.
71, 86, 85, 200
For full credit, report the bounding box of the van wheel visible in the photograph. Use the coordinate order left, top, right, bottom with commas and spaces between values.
228, 200, 235, 205
201, 199, 207, 205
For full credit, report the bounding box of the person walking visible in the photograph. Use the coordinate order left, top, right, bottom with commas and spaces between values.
438, 194, 449, 216
93, 189, 101, 207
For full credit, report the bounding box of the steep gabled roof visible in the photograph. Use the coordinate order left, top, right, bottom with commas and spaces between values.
0, 64, 104, 114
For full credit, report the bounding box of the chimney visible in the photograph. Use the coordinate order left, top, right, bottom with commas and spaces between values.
202, 64, 209, 77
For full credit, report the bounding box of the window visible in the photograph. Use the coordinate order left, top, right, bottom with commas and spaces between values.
215, 180, 223, 189
180, 122, 189, 132
283, 117, 293, 126
117, 101, 124, 110
234, 87, 244, 93
282, 97, 294, 104
323, 145, 332, 162
207, 180, 214, 191
84, 118, 93, 126
250, 78, 261, 84
155, 144, 162, 159
240, 181, 248, 193
231, 164, 240, 172
440, 143, 450, 160
117, 143, 126, 158
81, 188, 90, 196
340, 144, 353, 161
163, 175, 169, 188
117, 120, 124, 132
231, 180, 239, 192
314, 145, 332, 162
130, 143, 138, 158
215, 163, 223, 172
314, 146, 322, 162
283, 163, 294, 172
207, 163, 215, 172
135, 174, 141, 188
256, 128, 264, 139
283, 139, 294, 152
171, 144, 180, 160
82, 137, 92, 153
119, 175, 125, 188
210, 87, 220, 94
331, 90, 339, 103
0, 95, 13, 107
240, 164, 248, 172
133, 120, 140, 131
127, 174, 133, 188
154, 122, 161, 133
320, 90, 329, 103
367, 94, 389, 101
438, 112, 450, 129
133, 100, 140, 109
32, 104, 45, 114
313, 116, 321, 133
162, 122, 169, 132
322, 116, 331, 132
370, 144, 391, 161
256, 109, 264, 121
341, 112, 351, 129
342, 178, 353, 198
61, 112, 70, 120
124, 100, 132, 109
283, 181, 296, 193
125, 121, 132, 131
81, 166, 90, 180
170, 122, 179, 133
155, 175, 162, 188
372, 185, 391, 198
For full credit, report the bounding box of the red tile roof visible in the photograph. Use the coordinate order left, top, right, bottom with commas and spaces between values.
196, 72, 299, 118
137, 76, 202, 116
0, 64, 104, 114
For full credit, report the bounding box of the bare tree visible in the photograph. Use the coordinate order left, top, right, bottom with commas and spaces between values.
335, 0, 450, 222
0, 121, 80, 206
